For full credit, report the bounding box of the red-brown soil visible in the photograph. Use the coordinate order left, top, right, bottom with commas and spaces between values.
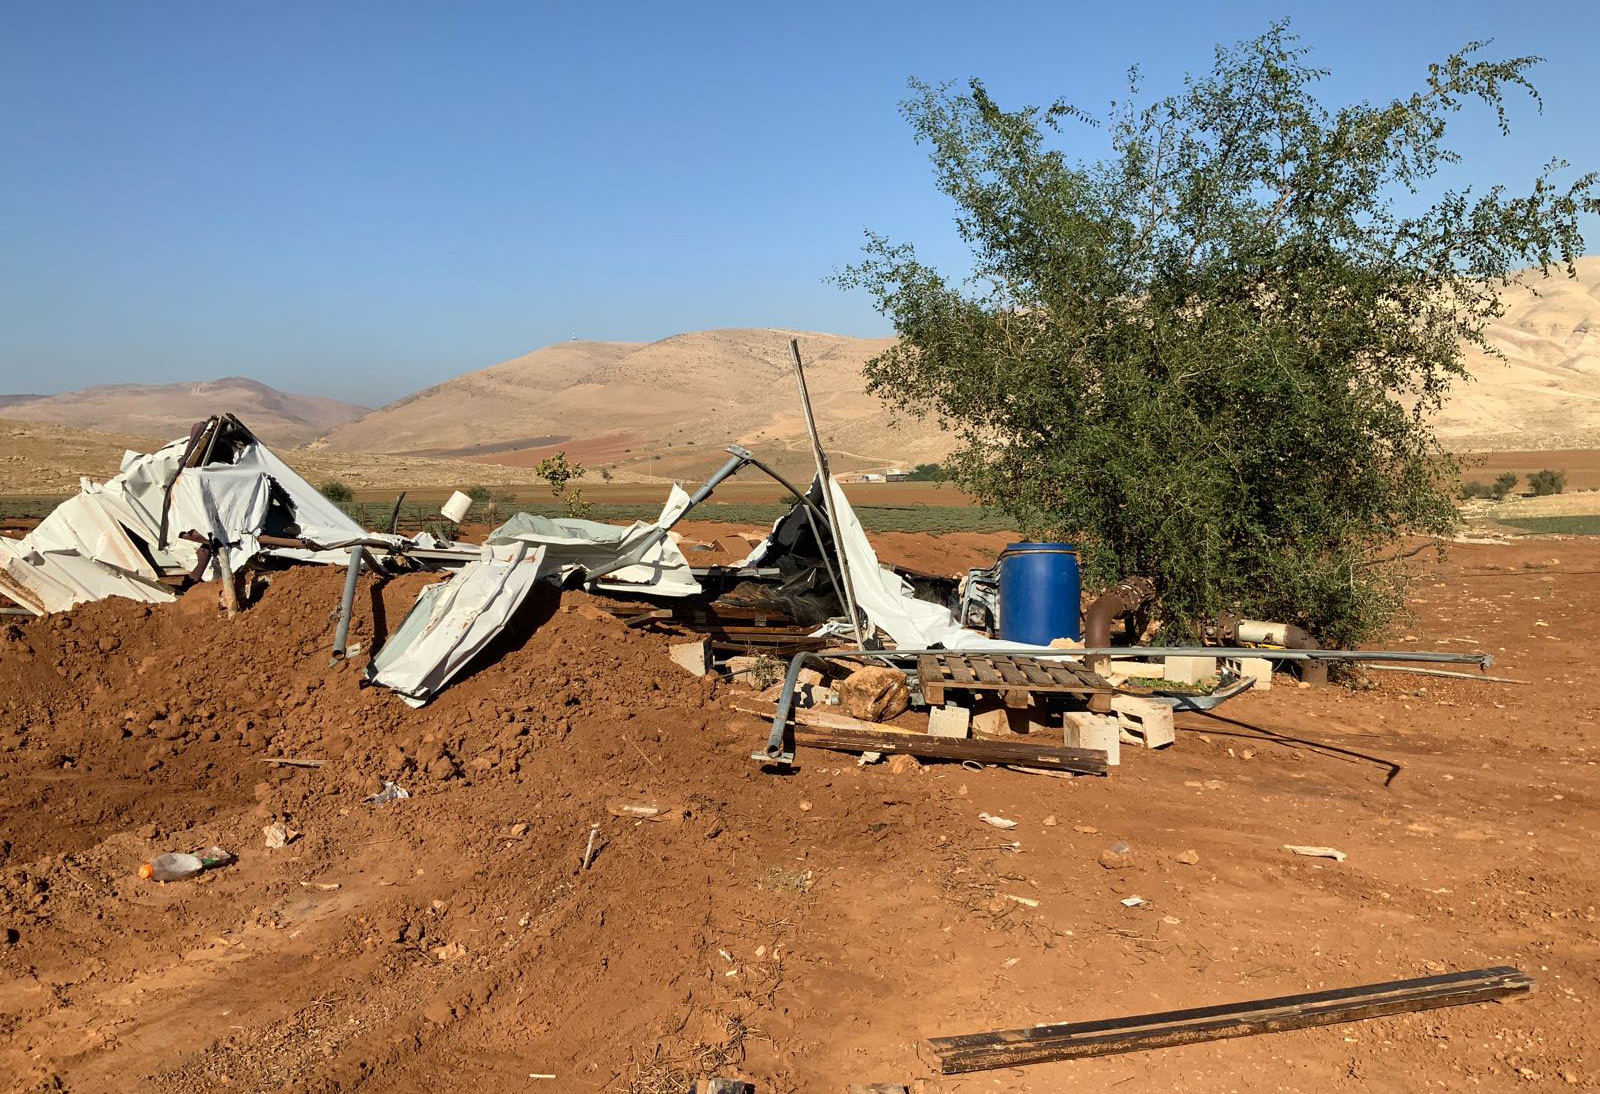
0, 534, 1596, 1093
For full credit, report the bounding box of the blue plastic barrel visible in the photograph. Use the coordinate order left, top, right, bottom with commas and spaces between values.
997, 542, 1081, 644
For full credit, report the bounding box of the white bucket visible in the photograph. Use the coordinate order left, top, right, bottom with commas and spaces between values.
441, 490, 473, 523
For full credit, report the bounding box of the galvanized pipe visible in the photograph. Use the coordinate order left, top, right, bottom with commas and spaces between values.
756, 644, 1493, 763
789, 339, 866, 647
328, 545, 363, 665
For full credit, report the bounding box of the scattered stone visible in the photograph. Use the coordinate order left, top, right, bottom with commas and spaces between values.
509, 822, 529, 837
978, 812, 1018, 829
798, 800, 813, 812
884, 753, 920, 775
1042, 815, 1057, 827
1099, 848, 1133, 870
835, 666, 910, 722
1175, 849, 1200, 866
262, 822, 298, 850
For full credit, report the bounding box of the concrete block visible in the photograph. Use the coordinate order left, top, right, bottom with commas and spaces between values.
1110, 694, 1175, 749
1063, 711, 1120, 766
1105, 659, 1163, 683
972, 704, 1052, 736
1223, 655, 1273, 692
667, 639, 710, 676
1162, 655, 1218, 684
927, 703, 971, 739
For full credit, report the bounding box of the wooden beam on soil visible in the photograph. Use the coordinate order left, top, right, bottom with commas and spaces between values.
794, 725, 1106, 774
925, 966, 1533, 1074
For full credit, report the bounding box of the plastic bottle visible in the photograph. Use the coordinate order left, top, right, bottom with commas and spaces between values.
139, 852, 204, 881
138, 846, 235, 882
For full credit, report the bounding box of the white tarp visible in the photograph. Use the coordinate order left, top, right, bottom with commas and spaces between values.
485, 484, 702, 598
826, 476, 1050, 652
0, 422, 369, 614
367, 544, 554, 706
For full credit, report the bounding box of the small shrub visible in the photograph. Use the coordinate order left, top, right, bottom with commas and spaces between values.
1458, 481, 1492, 500
1491, 471, 1520, 500
318, 480, 354, 504
1529, 469, 1567, 496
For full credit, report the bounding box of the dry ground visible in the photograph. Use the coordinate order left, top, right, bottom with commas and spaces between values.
0, 532, 1596, 1093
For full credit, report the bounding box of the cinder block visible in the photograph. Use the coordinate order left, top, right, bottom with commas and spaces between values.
1223, 655, 1273, 692
927, 703, 971, 739
1063, 711, 1120, 765
1109, 694, 1175, 749
1162, 655, 1218, 684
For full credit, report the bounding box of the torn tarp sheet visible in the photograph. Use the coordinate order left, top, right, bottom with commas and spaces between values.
485, 484, 701, 597
0, 424, 369, 614
826, 476, 1052, 652
366, 544, 554, 706
0, 537, 175, 615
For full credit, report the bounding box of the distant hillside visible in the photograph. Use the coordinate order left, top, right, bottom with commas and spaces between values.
316, 262, 1600, 480
1436, 255, 1600, 450
0, 377, 367, 447
316, 329, 952, 481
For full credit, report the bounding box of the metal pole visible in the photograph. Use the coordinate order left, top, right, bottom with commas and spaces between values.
789, 338, 866, 647
329, 545, 363, 664
756, 644, 1495, 763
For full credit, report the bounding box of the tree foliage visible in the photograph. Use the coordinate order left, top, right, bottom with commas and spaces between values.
1529, 468, 1567, 496
317, 480, 353, 504
535, 452, 589, 517
839, 23, 1596, 647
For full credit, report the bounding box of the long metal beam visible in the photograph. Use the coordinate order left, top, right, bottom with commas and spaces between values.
755, 644, 1492, 764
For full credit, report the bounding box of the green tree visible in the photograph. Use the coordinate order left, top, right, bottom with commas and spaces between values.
535, 452, 589, 517
839, 24, 1596, 647
1528, 469, 1567, 496
1491, 471, 1520, 500
318, 480, 353, 504
906, 462, 945, 482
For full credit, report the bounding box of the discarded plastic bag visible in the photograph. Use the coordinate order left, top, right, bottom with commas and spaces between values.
366, 780, 411, 805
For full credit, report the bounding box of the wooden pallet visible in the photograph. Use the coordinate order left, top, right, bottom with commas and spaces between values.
918, 654, 1113, 709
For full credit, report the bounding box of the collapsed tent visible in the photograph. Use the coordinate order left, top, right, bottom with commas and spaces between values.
366, 491, 704, 705
0, 415, 367, 615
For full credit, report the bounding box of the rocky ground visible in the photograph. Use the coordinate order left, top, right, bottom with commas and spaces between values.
0, 531, 1595, 1093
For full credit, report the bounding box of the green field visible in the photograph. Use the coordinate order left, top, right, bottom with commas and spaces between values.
1499, 515, 1600, 536
2, 495, 1012, 536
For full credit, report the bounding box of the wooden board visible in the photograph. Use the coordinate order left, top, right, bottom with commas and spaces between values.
789, 725, 1107, 775
918, 654, 1112, 706
926, 966, 1533, 1073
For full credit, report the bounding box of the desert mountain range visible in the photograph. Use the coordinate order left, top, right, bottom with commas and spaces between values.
318, 257, 1600, 477
0, 377, 367, 447
312, 329, 936, 481
7, 260, 1598, 483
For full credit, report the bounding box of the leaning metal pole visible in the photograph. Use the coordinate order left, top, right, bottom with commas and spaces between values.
790, 338, 866, 647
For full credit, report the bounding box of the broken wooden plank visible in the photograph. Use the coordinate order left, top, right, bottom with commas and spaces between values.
786, 724, 1107, 774
917, 654, 946, 705
256, 756, 326, 768
926, 966, 1533, 1073
732, 702, 925, 735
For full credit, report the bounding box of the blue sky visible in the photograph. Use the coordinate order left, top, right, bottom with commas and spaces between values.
3, 1, 1596, 405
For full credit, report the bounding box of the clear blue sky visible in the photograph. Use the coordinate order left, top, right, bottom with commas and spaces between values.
3, 1, 1596, 405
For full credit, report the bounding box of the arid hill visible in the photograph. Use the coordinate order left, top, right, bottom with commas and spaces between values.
1435, 255, 1600, 450
0, 377, 367, 447
314, 329, 945, 481
317, 261, 1600, 477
